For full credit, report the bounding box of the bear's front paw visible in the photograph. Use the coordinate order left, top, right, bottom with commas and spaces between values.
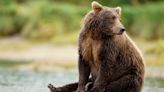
48, 84, 58, 92
85, 82, 93, 91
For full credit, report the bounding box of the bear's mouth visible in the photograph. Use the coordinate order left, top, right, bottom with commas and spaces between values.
114, 32, 124, 35
118, 32, 124, 35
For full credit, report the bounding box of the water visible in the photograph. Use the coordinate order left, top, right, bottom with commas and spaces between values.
0, 67, 163, 92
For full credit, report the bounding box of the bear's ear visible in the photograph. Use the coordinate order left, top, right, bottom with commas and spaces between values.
91, 1, 103, 13
115, 7, 121, 15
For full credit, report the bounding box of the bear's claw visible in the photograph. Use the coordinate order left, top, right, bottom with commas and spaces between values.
48, 84, 58, 92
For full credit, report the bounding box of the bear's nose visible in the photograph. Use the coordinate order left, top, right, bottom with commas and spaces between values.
120, 28, 125, 32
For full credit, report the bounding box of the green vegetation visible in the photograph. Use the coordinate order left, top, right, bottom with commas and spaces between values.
0, 1, 87, 43
0, 0, 164, 43
122, 3, 164, 40
144, 40, 164, 66
0, 59, 30, 67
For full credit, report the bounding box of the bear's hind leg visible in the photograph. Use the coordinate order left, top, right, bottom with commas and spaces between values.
104, 74, 143, 92
48, 82, 78, 92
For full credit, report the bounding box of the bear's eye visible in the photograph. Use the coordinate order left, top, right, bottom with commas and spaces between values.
112, 16, 116, 20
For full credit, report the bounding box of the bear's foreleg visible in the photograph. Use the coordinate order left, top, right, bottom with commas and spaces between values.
76, 53, 91, 92
88, 43, 117, 92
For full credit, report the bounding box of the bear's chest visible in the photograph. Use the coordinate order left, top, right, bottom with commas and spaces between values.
81, 35, 101, 68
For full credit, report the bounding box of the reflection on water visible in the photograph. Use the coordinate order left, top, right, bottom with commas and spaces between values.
0, 67, 163, 92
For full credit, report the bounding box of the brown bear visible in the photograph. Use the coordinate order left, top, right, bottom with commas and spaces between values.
48, 1, 145, 92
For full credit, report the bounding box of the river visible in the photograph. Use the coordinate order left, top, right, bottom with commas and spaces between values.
0, 67, 163, 92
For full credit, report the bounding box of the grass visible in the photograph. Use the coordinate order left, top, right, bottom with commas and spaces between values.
134, 39, 164, 66
52, 31, 79, 45
0, 58, 76, 72
0, 59, 30, 67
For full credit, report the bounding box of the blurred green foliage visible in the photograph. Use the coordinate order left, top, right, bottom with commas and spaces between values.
122, 3, 164, 40
0, 0, 164, 42
0, 59, 30, 67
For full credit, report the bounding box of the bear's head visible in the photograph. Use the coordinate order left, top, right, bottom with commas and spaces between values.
83, 1, 125, 36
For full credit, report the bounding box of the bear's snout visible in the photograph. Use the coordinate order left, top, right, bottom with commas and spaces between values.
120, 27, 125, 33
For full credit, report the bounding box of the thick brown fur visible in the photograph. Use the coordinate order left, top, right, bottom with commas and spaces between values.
48, 1, 145, 92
